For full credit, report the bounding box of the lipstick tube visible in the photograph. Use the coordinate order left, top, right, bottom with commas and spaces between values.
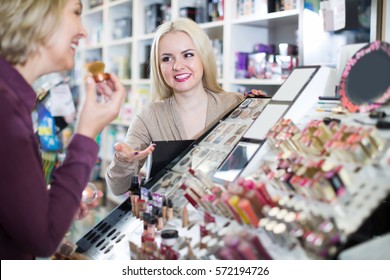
238, 198, 260, 227
221, 192, 242, 224
228, 195, 250, 225
256, 182, 274, 206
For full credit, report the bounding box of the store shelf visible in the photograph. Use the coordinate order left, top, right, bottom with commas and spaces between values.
232, 9, 299, 27
107, 37, 133, 47
232, 78, 285, 86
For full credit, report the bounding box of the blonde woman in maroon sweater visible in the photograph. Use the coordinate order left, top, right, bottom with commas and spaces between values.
0, 0, 125, 259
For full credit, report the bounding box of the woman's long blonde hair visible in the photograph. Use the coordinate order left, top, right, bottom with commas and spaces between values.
150, 17, 223, 100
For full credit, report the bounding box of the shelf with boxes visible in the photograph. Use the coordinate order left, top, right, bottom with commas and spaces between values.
78, 0, 303, 205
79, 0, 302, 88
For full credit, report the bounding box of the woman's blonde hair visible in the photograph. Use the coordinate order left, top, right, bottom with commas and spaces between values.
0, 0, 66, 65
150, 17, 223, 100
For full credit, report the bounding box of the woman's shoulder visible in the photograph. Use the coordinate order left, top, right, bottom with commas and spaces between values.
136, 98, 172, 117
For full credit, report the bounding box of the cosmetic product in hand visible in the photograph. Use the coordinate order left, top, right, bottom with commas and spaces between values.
81, 182, 98, 204
87, 61, 109, 83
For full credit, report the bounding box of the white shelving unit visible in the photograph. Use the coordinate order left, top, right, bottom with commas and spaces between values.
78, 0, 302, 204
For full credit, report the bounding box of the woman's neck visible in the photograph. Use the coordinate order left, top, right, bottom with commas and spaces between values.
174, 87, 209, 139
174, 87, 208, 113
14, 54, 45, 85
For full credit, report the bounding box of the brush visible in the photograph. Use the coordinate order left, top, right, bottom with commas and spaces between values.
87, 61, 109, 82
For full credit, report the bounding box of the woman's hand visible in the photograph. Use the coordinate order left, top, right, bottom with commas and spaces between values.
77, 73, 126, 139
244, 89, 268, 98
114, 142, 156, 163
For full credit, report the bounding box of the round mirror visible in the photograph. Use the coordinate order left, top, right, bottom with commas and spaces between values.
339, 41, 390, 112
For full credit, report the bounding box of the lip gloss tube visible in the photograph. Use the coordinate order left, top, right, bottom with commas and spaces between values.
188, 168, 215, 191
185, 184, 209, 211
228, 195, 250, 225
221, 192, 242, 224
184, 192, 199, 209
255, 182, 274, 206
249, 185, 268, 207
238, 198, 260, 227
246, 190, 265, 217
212, 198, 234, 219
201, 194, 221, 215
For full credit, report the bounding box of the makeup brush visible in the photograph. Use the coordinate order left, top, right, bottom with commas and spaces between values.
87, 61, 109, 82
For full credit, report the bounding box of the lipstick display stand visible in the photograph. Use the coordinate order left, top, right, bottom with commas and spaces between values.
75, 66, 390, 260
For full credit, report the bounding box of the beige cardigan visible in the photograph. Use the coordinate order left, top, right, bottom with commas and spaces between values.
106, 91, 244, 195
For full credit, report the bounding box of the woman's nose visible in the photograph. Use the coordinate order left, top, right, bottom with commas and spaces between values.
79, 23, 88, 39
173, 60, 184, 71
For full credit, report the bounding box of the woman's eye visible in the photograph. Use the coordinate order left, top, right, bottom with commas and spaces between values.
184, 52, 194, 58
74, 10, 82, 16
161, 57, 171, 62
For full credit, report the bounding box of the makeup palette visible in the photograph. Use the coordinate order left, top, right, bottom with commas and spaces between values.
227, 98, 270, 121
196, 149, 228, 175
149, 171, 184, 197
171, 145, 211, 173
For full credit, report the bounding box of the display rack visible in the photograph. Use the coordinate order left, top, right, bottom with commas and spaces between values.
75, 65, 390, 260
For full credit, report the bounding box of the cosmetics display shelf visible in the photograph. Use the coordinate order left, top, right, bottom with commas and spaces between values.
247, 120, 390, 231
75, 96, 273, 259
75, 100, 390, 260
74, 60, 389, 260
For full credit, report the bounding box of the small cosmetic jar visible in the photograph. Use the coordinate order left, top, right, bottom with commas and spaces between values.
161, 229, 179, 247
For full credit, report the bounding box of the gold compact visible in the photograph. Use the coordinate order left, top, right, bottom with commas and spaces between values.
87, 61, 109, 82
